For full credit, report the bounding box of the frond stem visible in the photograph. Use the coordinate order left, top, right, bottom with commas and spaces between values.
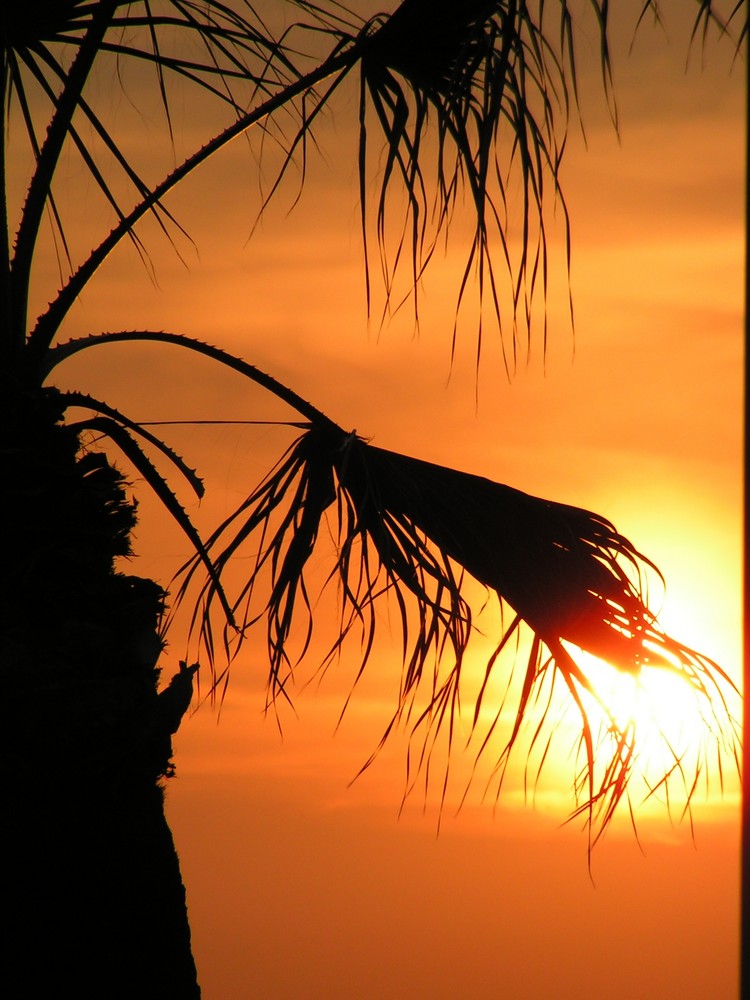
11, 0, 119, 350
43, 329, 343, 434
25, 32, 366, 367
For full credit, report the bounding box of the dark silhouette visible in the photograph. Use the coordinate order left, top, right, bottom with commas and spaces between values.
0, 2, 741, 996
1, 383, 199, 996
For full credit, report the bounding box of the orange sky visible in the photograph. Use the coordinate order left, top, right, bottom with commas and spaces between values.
47, 4, 744, 998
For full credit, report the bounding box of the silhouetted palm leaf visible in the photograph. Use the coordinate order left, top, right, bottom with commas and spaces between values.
172, 413, 738, 838
0, 2, 619, 366
3, 1, 306, 355
357, 0, 574, 363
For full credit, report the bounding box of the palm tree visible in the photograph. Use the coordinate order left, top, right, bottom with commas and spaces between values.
0, 2, 741, 996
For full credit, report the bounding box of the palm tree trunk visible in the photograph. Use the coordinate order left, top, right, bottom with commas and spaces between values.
3, 782, 199, 999
0, 382, 200, 997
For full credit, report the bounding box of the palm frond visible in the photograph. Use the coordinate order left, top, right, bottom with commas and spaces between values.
7, 0, 742, 368
42, 328, 740, 837
5, 1, 306, 353
689, 0, 748, 47
356, 0, 583, 367
175, 418, 739, 838
62, 402, 233, 625
22, 36, 365, 362
61, 389, 205, 500
354, 0, 745, 364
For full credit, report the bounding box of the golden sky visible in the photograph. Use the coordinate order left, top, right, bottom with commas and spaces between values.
48, 4, 744, 998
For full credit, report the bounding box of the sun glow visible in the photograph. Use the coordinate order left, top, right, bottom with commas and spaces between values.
573, 648, 739, 820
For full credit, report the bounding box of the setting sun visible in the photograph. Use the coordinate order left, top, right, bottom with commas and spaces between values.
570, 646, 741, 823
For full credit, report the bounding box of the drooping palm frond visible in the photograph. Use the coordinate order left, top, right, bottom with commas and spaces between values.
170, 412, 738, 839
352, 0, 745, 365
355, 0, 590, 368
44, 328, 739, 836
689, 0, 748, 46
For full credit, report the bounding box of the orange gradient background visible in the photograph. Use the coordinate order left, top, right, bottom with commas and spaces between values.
45, 5, 744, 998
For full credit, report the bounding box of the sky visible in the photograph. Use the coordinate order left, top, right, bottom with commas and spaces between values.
43, 4, 745, 998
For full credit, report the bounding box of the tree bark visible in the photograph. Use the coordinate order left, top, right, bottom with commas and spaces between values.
1, 383, 200, 997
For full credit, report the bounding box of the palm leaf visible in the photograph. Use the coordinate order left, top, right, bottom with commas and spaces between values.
50, 331, 734, 836
69, 411, 235, 625
5, 1, 306, 356
175, 418, 738, 837
62, 389, 206, 500
357, 0, 582, 365
355, 0, 744, 363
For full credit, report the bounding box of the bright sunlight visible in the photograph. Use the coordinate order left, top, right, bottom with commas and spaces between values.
572, 646, 740, 824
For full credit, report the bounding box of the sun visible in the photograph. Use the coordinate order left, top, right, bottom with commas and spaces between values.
572, 646, 740, 821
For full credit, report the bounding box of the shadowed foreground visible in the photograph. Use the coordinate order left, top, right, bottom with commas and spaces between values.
3, 781, 199, 999
0, 384, 199, 998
